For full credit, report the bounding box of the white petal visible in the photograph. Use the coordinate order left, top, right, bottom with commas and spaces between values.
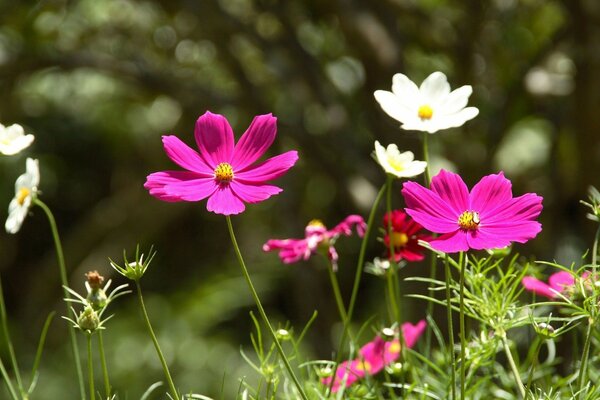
438, 85, 473, 115
419, 72, 450, 104
435, 107, 479, 129
391, 73, 420, 108
401, 119, 436, 133
397, 161, 427, 177
374, 90, 413, 124
0, 124, 34, 156
25, 158, 40, 188
374, 141, 391, 170
5, 199, 27, 234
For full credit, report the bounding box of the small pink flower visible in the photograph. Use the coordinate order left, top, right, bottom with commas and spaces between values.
144, 111, 298, 215
263, 215, 366, 270
401, 169, 543, 253
522, 271, 590, 299
383, 210, 432, 262
323, 320, 427, 392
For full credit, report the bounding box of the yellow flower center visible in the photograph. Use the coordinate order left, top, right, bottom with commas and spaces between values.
355, 360, 372, 372
458, 211, 480, 230
214, 162, 234, 183
308, 219, 325, 228
417, 105, 433, 120
16, 188, 30, 205
390, 232, 409, 248
388, 341, 401, 355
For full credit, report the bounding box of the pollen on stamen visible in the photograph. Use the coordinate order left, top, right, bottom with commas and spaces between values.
417, 105, 433, 120
16, 188, 30, 206
214, 162, 234, 183
458, 211, 480, 231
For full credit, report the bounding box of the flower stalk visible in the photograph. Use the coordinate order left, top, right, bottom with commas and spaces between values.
459, 252, 466, 400
87, 333, 95, 400
226, 216, 308, 400
97, 331, 111, 398
445, 255, 456, 400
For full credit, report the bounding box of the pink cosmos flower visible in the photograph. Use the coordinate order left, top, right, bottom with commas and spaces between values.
144, 111, 298, 215
401, 169, 543, 253
262, 215, 366, 270
522, 271, 589, 299
383, 210, 432, 262
323, 320, 427, 392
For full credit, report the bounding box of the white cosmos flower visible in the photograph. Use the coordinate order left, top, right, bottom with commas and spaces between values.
374, 72, 479, 134
0, 123, 34, 155
374, 141, 427, 178
6, 158, 39, 234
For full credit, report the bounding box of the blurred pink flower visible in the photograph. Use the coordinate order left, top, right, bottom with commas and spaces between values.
522, 271, 588, 299
263, 215, 366, 270
145, 111, 298, 215
323, 320, 427, 392
383, 209, 432, 262
401, 170, 543, 253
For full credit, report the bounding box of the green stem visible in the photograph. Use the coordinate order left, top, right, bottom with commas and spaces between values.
385, 175, 402, 328
422, 133, 431, 185
0, 277, 23, 394
87, 334, 95, 400
459, 252, 466, 400
525, 337, 542, 397
422, 133, 436, 361
577, 319, 593, 399
592, 225, 600, 276
445, 255, 456, 400
225, 216, 308, 400
135, 280, 179, 400
326, 260, 348, 323
502, 335, 525, 398
0, 352, 19, 400
97, 331, 111, 398
33, 199, 85, 400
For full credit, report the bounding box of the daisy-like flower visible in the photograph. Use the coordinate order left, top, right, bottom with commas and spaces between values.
5, 158, 39, 234
263, 215, 366, 271
522, 271, 592, 299
0, 123, 34, 155
144, 111, 298, 215
374, 72, 479, 133
402, 169, 543, 253
373, 141, 426, 178
383, 210, 432, 262
323, 320, 427, 392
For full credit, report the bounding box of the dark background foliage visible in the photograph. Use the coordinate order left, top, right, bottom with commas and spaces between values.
0, 0, 599, 397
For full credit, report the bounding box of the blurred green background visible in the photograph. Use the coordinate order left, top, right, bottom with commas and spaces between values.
0, 0, 599, 397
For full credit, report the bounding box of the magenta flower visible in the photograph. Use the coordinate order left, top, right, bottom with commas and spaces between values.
263, 215, 366, 270
522, 271, 590, 299
323, 320, 426, 392
401, 169, 543, 253
144, 111, 298, 215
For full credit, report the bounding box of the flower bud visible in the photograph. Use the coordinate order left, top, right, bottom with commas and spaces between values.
275, 328, 291, 341
77, 305, 100, 332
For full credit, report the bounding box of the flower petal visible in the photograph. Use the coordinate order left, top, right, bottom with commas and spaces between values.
419, 72, 450, 105
430, 169, 469, 216
466, 228, 514, 250
548, 271, 576, 292
236, 150, 298, 183
231, 114, 277, 170
434, 107, 479, 129
429, 230, 469, 253
522, 276, 557, 299
162, 135, 214, 175
401, 320, 427, 348
373, 90, 414, 124
482, 193, 543, 227
230, 181, 282, 203
194, 111, 235, 166
469, 172, 513, 216
402, 181, 460, 233
438, 85, 473, 115
206, 184, 245, 215
391, 73, 420, 109
145, 171, 217, 202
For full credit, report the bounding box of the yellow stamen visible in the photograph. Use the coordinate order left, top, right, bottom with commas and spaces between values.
417, 105, 433, 120
390, 232, 409, 248
308, 219, 325, 228
458, 211, 480, 230
214, 162, 234, 183
388, 341, 401, 354
16, 188, 30, 205
355, 360, 372, 372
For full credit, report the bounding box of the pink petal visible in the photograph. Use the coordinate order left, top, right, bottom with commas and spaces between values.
162, 135, 214, 176
401, 320, 427, 348
430, 169, 469, 215
548, 271, 575, 292
145, 171, 215, 202
194, 111, 235, 166
429, 230, 469, 253
231, 114, 277, 170
475, 221, 542, 246
482, 193, 543, 226
329, 215, 366, 237
263, 239, 310, 264
230, 181, 282, 203
466, 228, 514, 250
470, 172, 513, 216
236, 150, 298, 183
402, 181, 460, 233
522, 276, 557, 299
206, 184, 245, 215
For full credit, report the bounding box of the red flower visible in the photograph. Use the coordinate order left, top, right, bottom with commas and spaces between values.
383, 210, 431, 262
